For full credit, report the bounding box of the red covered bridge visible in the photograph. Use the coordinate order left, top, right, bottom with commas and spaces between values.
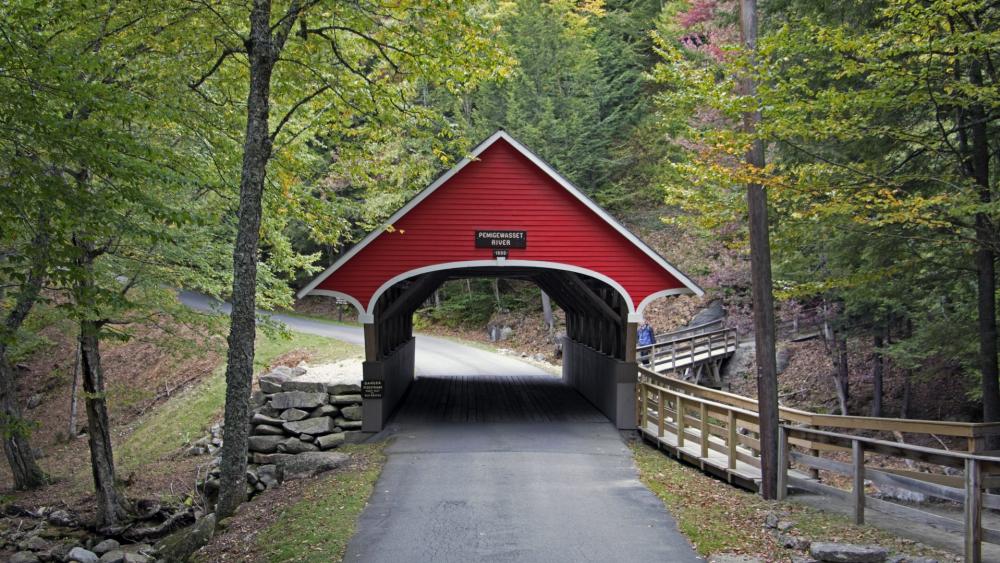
299, 131, 702, 431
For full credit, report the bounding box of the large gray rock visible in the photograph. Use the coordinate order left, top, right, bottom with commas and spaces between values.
316, 432, 345, 450
283, 416, 336, 436
257, 464, 281, 488
11, 552, 40, 563
252, 452, 293, 465
326, 383, 361, 395
282, 380, 327, 393
810, 543, 888, 563
344, 430, 367, 444
309, 404, 339, 418
93, 539, 120, 556
251, 412, 284, 426
99, 550, 151, 563
279, 451, 349, 481
280, 408, 309, 421
688, 300, 726, 327
277, 437, 319, 454
259, 372, 289, 394
270, 391, 327, 410
330, 394, 363, 405
19, 535, 49, 551
46, 508, 76, 527
335, 417, 363, 430
155, 513, 216, 563
68, 547, 100, 563
248, 435, 284, 453
252, 424, 285, 436
340, 405, 363, 421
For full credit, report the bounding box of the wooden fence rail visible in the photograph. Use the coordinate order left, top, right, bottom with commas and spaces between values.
637, 367, 1000, 562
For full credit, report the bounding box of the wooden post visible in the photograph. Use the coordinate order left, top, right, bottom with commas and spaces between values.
700, 402, 709, 458
364, 322, 379, 362
727, 410, 738, 470
852, 439, 865, 525
641, 383, 649, 431
677, 396, 685, 448
965, 458, 982, 563
777, 426, 788, 501
657, 390, 665, 438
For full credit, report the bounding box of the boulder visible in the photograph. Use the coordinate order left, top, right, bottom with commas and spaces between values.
309, 404, 339, 418
809, 543, 888, 563
335, 417, 363, 430
45, 508, 77, 527
68, 547, 100, 563
280, 408, 309, 422
155, 513, 216, 563
330, 394, 363, 405
277, 438, 319, 454
258, 373, 288, 394
258, 464, 281, 488
92, 540, 120, 556
252, 424, 285, 436
99, 550, 151, 563
19, 535, 49, 551
299, 434, 314, 442
780, 534, 811, 551
688, 299, 726, 327
326, 383, 361, 395
279, 451, 349, 481
248, 435, 284, 453
252, 453, 292, 465
251, 390, 268, 407
269, 391, 327, 410
10, 552, 40, 563
251, 413, 284, 426
282, 416, 336, 436
281, 380, 327, 393
316, 432, 346, 450
340, 405, 363, 421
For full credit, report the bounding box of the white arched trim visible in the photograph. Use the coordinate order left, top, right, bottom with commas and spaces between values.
632, 288, 695, 323
308, 290, 373, 323
364, 260, 638, 319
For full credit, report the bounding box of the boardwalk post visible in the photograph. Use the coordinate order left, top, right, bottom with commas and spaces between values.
657, 390, 665, 437
699, 402, 709, 458
852, 439, 865, 525
965, 458, 982, 563
777, 425, 788, 501
676, 396, 686, 447
727, 410, 737, 470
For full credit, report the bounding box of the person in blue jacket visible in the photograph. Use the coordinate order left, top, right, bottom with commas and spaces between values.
637, 321, 655, 365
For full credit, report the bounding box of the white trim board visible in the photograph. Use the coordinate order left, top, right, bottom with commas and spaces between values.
298, 129, 704, 304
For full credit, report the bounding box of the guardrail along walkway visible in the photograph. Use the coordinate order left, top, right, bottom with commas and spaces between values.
637, 368, 1000, 563
638, 320, 738, 387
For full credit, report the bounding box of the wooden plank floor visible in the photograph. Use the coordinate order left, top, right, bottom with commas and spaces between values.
393, 375, 608, 424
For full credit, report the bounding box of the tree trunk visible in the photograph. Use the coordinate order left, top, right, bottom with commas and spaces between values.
0, 222, 49, 490
871, 332, 884, 418
739, 0, 779, 500
541, 290, 554, 335
969, 61, 999, 437
69, 343, 81, 437
80, 319, 129, 528
217, 0, 280, 519
492, 279, 502, 310
833, 334, 850, 415
902, 319, 913, 419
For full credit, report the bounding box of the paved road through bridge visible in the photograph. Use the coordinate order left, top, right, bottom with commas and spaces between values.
180, 291, 701, 562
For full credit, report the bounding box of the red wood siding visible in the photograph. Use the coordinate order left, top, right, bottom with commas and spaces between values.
315, 138, 686, 313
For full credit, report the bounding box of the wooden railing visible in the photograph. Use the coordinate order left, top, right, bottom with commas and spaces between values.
636, 367, 1000, 562
638, 327, 739, 374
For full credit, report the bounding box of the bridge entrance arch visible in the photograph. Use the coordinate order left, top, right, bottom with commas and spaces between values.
298, 131, 703, 432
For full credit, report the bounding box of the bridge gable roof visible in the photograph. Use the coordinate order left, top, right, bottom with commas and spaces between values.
299, 130, 703, 322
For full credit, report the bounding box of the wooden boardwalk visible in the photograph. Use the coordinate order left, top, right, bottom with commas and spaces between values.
393, 374, 608, 424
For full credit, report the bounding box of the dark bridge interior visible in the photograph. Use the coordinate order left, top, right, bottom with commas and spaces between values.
361, 265, 639, 432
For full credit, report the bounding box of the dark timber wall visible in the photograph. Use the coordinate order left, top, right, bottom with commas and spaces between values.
562, 339, 637, 429
361, 337, 415, 432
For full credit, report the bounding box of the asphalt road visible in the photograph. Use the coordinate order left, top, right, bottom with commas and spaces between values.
180, 290, 700, 562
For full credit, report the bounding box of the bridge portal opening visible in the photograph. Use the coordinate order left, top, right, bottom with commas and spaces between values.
298, 131, 702, 433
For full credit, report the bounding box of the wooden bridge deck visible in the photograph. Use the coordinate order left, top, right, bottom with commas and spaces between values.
393, 374, 608, 424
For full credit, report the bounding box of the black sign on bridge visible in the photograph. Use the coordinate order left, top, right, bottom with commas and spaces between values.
475, 230, 526, 253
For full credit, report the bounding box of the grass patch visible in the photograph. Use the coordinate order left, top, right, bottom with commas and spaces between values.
254, 443, 386, 563
116, 331, 360, 473
631, 441, 952, 560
